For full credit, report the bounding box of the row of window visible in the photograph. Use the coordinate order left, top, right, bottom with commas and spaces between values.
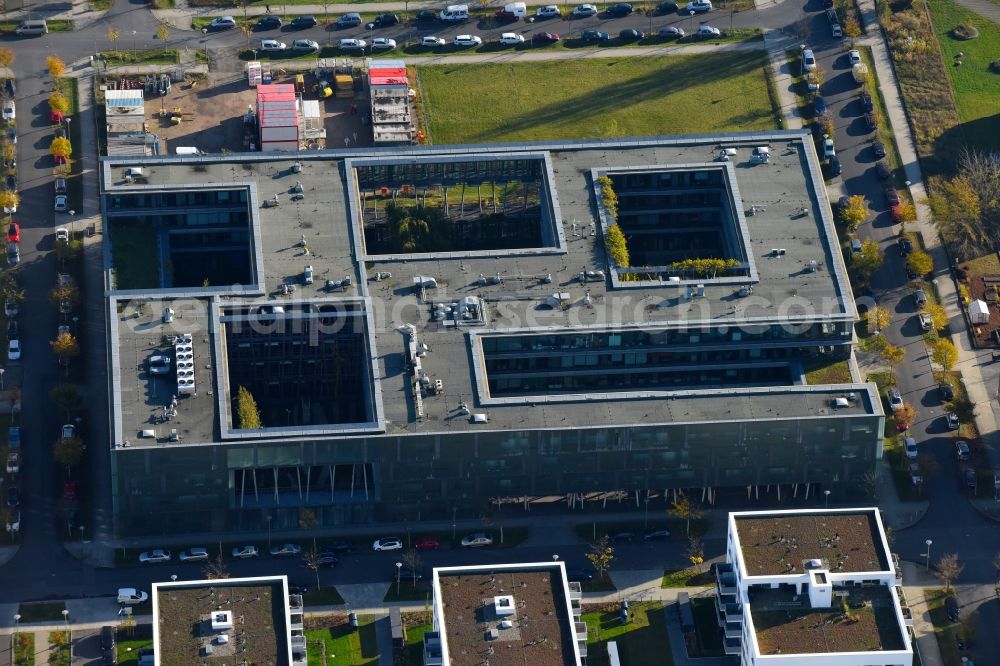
610, 169, 725, 190
106, 189, 248, 210
356, 159, 544, 190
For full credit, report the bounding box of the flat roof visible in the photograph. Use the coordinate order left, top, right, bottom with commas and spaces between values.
433, 564, 580, 666
102, 134, 876, 447
733, 509, 891, 576
152, 576, 291, 666
749, 584, 906, 655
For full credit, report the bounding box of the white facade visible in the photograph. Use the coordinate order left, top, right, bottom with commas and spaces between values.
718, 508, 913, 666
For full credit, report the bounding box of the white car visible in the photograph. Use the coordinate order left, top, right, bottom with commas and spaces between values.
291, 39, 319, 52
62, 424, 76, 440
56, 227, 69, 244
887, 388, 903, 411
270, 543, 303, 557
339, 38, 367, 50
260, 39, 287, 51
536, 4, 561, 17
453, 34, 482, 47
499, 32, 525, 45
802, 48, 817, 70
823, 138, 836, 159
903, 437, 918, 459
684, 0, 712, 12
138, 549, 171, 564
461, 533, 494, 547
4, 300, 16, 316
696, 25, 721, 37
371, 38, 397, 51
232, 545, 259, 559
117, 588, 149, 604
54, 195, 68, 212
7, 339, 20, 361
179, 548, 209, 562
421, 36, 447, 47
573, 3, 598, 16
372, 537, 403, 551
2, 101, 14, 121
848, 49, 862, 65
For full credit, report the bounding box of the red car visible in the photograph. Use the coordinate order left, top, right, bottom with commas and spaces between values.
54, 155, 68, 166
7, 222, 19, 244
890, 203, 903, 224
414, 536, 441, 550
63, 481, 77, 501
533, 31, 560, 44
50, 110, 64, 123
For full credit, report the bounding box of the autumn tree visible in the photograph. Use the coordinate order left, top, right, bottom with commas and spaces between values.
852, 239, 883, 282
47, 56, 66, 80
51, 332, 80, 362
50, 284, 80, 310
859, 332, 888, 354
239, 23, 254, 50
896, 200, 917, 224
203, 553, 230, 580
894, 402, 917, 431
156, 22, 170, 43
54, 436, 84, 470
0, 47, 15, 68
685, 536, 705, 574
928, 175, 984, 259
931, 338, 958, 371
906, 250, 933, 277
49, 92, 70, 115
669, 493, 704, 537
840, 195, 869, 230
843, 16, 862, 38
107, 27, 121, 56
585, 535, 616, 581
51, 136, 72, 159
922, 303, 948, 332
866, 306, 891, 335
0, 190, 19, 213
298, 507, 319, 550
236, 385, 263, 429
882, 344, 906, 380
935, 553, 964, 592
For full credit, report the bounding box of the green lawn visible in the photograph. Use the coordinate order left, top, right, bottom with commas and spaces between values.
101, 49, 180, 67
117, 639, 153, 666
383, 580, 432, 603
0, 19, 72, 32
110, 221, 160, 290
583, 601, 673, 666
306, 615, 381, 665
417, 53, 776, 144
13, 632, 33, 666
925, 0, 1000, 153
925, 588, 973, 665
17, 601, 66, 623
661, 567, 714, 588
400, 621, 432, 666
803, 359, 853, 384
48, 631, 71, 666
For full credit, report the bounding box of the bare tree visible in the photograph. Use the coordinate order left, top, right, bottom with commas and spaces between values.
203, 552, 230, 579
402, 549, 423, 585
302, 548, 323, 591
685, 536, 705, 573
585, 535, 616, 581
935, 553, 964, 592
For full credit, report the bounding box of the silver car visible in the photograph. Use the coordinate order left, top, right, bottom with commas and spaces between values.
179, 548, 209, 562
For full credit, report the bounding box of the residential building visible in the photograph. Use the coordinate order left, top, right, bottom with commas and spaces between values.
716, 507, 913, 665
100, 132, 883, 537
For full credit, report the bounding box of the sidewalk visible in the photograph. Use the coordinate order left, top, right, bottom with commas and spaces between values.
900, 561, 945, 666
762, 30, 802, 130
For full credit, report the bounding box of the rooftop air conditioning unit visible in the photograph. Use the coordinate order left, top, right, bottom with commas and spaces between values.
472, 413, 488, 424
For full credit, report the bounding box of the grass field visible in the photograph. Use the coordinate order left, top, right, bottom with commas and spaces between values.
102, 49, 180, 67
583, 601, 673, 666
0, 19, 72, 32
306, 615, 380, 665
925, 0, 1000, 154
804, 359, 853, 384
416, 52, 776, 144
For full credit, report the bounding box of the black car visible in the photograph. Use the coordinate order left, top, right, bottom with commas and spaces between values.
6, 486, 19, 508
945, 595, 960, 622
582, 29, 611, 42
824, 156, 842, 178
316, 549, 339, 566
606, 2, 634, 16
939, 382, 955, 401
608, 529, 635, 543
618, 28, 643, 41
871, 140, 886, 158
395, 565, 423, 581
290, 15, 318, 29
566, 568, 594, 582
864, 112, 877, 132
655, 0, 678, 13
884, 187, 900, 206
875, 161, 891, 181
374, 13, 399, 27
4, 79, 14, 98
860, 92, 874, 113
255, 15, 281, 30
327, 540, 355, 553
643, 528, 671, 540
415, 9, 437, 21
899, 237, 914, 255
5, 174, 15, 190
810, 121, 826, 140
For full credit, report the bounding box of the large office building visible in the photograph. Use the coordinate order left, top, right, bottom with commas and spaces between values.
715, 508, 912, 665
101, 132, 883, 536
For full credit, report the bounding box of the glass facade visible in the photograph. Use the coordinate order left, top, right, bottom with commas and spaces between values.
112, 414, 882, 536
356, 158, 544, 189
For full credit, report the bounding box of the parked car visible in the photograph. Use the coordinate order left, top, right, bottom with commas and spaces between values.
684, 0, 713, 12
499, 33, 525, 45
6, 485, 19, 508
945, 595, 960, 622
62, 424, 76, 440
655, 1, 679, 13
54, 177, 67, 194
271, 543, 303, 557
421, 36, 447, 47
7, 244, 18, 266
460, 533, 494, 547
824, 156, 841, 177
903, 437, 918, 459
898, 237, 913, 255
566, 568, 594, 582
291, 39, 319, 52
3, 79, 14, 97
255, 15, 281, 30
573, 3, 599, 16
2, 100, 15, 121
415, 9, 437, 21
946, 412, 960, 430
609, 529, 635, 543
605, 2, 634, 16
913, 289, 927, 307
5, 451, 18, 474
371, 38, 397, 51
802, 48, 817, 71
965, 467, 977, 489
695, 25, 721, 38
875, 161, 891, 181
955, 440, 970, 461
337, 12, 363, 28
822, 138, 836, 159
939, 382, 955, 400
658, 25, 684, 39
8, 426, 20, 449
327, 540, 355, 554
260, 39, 286, 51
918, 312, 933, 331
805, 71, 821, 91
7, 339, 20, 361
138, 549, 172, 564
338, 38, 367, 50
415, 536, 441, 550
872, 140, 886, 158
206, 16, 236, 32
116, 588, 149, 604
453, 34, 482, 47
373, 13, 399, 27
315, 549, 339, 566
618, 28, 644, 40
100, 626, 115, 664
860, 92, 874, 113
813, 96, 827, 115
533, 31, 560, 44
373, 537, 403, 551
54, 194, 68, 212
887, 388, 903, 411
179, 548, 209, 562
7, 222, 19, 244
288, 583, 310, 595
290, 15, 318, 29
848, 49, 862, 65
231, 545, 259, 559
831, 22, 842, 37
643, 528, 671, 540
536, 4, 561, 17
395, 564, 423, 581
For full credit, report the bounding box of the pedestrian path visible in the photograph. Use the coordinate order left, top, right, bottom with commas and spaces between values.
762, 30, 802, 130
951, 0, 1000, 23
900, 561, 945, 666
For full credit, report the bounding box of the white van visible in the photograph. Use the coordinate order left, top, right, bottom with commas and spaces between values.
497, 2, 527, 18
15, 19, 48, 36
440, 4, 469, 21
174, 147, 204, 156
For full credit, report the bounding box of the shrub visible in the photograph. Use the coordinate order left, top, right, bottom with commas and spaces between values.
605, 224, 630, 269
951, 23, 978, 40
991, 58, 1000, 73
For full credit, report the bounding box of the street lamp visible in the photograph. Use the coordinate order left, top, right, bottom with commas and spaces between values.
552, 554, 559, 562
451, 506, 457, 540
925, 539, 933, 570
79, 525, 85, 541
823, 489, 831, 508
266, 514, 272, 549
170, 574, 177, 582
131, 30, 137, 61
61, 609, 69, 629
14, 613, 20, 634
0, 368, 5, 391
644, 497, 651, 528
395, 561, 402, 594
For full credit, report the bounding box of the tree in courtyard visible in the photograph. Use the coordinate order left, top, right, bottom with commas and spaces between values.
840, 195, 869, 230
922, 303, 948, 332
669, 493, 704, 537
54, 436, 84, 472
852, 239, 883, 282
239, 23, 254, 51
236, 385, 263, 429
586, 535, 615, 581
47, 56, 66, 80
843, 16, 862, 38
50, 136, 72, 159
881, 344, 906, 380
203, 552, 230, 579
49, 92, 70, 115
107, 27, 121, 57
685, 537, 705, 574
51, 332, 80, 364
402, 549, 423, 585
50, 384, 82, 418
0, 47, 15, 68
50, 284, 80, 311
906, 250, 933, 277
927, 175, 984, 259
931, 338, 958, 371
859, 332, 888, 354
935, 553, 964, 592
866, 306, 891, 335
896, 200, 917, 224
894, 402, 917, 431
0, 190, 19, 213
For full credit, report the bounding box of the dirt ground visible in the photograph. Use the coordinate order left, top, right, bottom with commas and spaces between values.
144, 71, 372, 153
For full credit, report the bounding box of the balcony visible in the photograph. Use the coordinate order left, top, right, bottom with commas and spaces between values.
724, 621, 742, 639
423, 631, 443, 666
568, 581, 583, 601
724, 636, 742, 656
291, 635, 307, 666
716, 563, 737, 597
